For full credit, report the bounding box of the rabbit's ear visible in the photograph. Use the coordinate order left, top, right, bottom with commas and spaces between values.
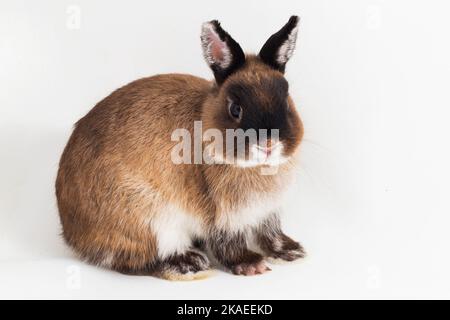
201, 20, 245, 84
259, 16, 300, 73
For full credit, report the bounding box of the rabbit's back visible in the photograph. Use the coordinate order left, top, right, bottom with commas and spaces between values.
74, 74, 210, 150
55, 74, 211, 268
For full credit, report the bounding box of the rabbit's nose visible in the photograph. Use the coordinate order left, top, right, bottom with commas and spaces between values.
256, 140, 280, 156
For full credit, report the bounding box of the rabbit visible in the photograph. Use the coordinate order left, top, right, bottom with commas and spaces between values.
56, 16, 305, 280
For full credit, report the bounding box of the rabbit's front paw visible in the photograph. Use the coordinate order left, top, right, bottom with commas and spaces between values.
231, 260, 271, 276
266, 236, 306, 262
157, 249, 212, 280
229, 252, 271, 276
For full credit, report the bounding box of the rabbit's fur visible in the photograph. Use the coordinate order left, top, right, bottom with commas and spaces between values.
56, 16, 305, 279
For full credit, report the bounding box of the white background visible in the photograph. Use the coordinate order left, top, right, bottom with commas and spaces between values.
1, 0, 450, 299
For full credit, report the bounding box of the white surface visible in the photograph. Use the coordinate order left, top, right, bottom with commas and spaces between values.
1, 0, 450, 299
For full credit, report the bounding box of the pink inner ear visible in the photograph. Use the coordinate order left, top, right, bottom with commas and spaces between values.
206, 28, 226, 63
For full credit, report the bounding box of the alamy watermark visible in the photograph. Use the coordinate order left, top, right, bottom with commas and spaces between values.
66, 265, 81, 290
66, 5, 81, 30
171, 121, 285, 175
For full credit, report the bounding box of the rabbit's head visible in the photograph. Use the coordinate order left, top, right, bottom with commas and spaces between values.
201, 16, 303, 167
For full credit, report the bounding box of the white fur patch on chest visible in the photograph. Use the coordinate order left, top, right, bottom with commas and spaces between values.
150, 204, 205, 259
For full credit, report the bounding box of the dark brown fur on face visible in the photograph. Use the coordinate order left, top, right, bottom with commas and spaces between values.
202, 56, 303, 160
56, 16, 305, 280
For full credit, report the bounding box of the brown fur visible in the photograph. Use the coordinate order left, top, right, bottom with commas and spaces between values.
56, 20, 304, 279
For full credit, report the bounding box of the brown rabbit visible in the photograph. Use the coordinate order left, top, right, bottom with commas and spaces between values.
56, 16, 305, 280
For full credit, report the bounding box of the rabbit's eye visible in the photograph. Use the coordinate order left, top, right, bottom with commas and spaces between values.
228, 101, 242, 120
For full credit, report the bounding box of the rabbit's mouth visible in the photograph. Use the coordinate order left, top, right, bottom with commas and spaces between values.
236, 141, 289, 168
206, 140, 290, 168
